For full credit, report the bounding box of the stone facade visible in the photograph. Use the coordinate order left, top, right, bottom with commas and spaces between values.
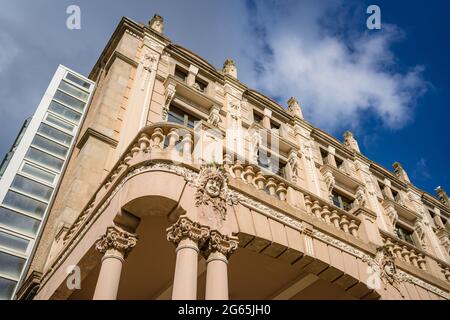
17, 15, 450, 300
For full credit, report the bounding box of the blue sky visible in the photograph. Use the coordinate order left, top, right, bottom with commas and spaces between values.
0, 0, 448, 197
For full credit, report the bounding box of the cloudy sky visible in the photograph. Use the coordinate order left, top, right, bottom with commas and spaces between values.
0, 0, 449, 195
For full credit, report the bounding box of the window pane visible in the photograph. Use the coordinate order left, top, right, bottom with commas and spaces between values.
32, 135, 68, 158
21, 163, 56, 184
58, 81, 89, 102
0, 251, 25, 279
38, 124, 72, 146
25, 148, 64, 171
168, 110, 185, 125
3, 191, 47, 217
45, 114, 75, 132
0, 231, 29, 254
49, 101, 82, 123
54, 90, 85, 112
65, 73, 91, 90
11, 175, 53, 201
0, 277, 16, 300
0, 207, 40, 236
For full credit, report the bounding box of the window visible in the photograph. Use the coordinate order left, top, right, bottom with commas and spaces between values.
20, 162, 57, 184
0, 207, 40, 236
65, 73, 92, 90
37, 123, 72, 146
270, 121, 280, 135
31, 135, 68, 158
394, 224, 415, 245
0, 277, 16, 300
332, 191, 353, 211
257, 153, 284, 176
54, 90, 86, 112
3, 191, 47, 217
174, 67, 188, 82
25, 147, 64, 171
392, 189, 402, 203
48, 101, 82, 123
0, 251, 26, 279
0, 231, 29, 254
167, 105, 200, 129
320, 149, 329, 165
58, 81, 89, 102
253, 112, 263, 125
379, 182, 388, 199
11, 175, 53, 201
335, 157, 345, 171
45, 114, 75, 133
194, 78, 207, 92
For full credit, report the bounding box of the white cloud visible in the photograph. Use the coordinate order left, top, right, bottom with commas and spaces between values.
244, 1, 428, 133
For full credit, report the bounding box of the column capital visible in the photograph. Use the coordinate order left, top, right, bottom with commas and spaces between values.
95, 226, 138, 259
167, 216, 210, 247
203, 230, 238, 260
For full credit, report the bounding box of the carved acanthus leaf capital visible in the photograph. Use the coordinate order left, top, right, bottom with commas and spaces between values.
95, 226, 138, 258
166, 216, 210, 247
203, 230, 238, 259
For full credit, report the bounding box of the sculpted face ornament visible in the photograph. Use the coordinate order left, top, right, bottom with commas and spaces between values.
205, 177, 222, 198
195, 164, 238, 225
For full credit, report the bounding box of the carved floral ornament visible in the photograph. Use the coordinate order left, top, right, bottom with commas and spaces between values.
166, 216, 210, 247
194, 164, 238, 222
95, 226, 138, 258
203, 230, 239, 259
365, 245, 405, 297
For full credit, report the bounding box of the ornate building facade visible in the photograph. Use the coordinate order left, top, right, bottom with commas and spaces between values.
16, 15, 450, 300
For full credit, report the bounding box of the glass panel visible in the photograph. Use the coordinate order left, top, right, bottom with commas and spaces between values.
25, 148, 64, 171
168, 108, 185, 125
3, 191, 47, 217
38, 124, 72, 146
0, 207, 40, 236
21, 163, 56, 184
0, 231, 29, 254
32, 135, 68, 158
0, 277, 16, 300
11, 175, 53, 201
58, 81, 89, 101
54, 90, 85, 112
0, 251, 26, 279
49, 101, 82, 123
65, 73, 91, 90
45, 114, 75, 132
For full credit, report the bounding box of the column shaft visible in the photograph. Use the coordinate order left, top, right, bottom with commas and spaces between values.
93, 250, 124, 300
172, 238, 199, 300
205, 251, 229, 300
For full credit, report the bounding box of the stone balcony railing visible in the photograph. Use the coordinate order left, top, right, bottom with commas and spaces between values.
59, 122, 450, 286
381, 231, 428, 271
226, 160, 361, 239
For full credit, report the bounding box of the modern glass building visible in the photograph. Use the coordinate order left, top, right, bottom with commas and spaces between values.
0, 65, 95, 299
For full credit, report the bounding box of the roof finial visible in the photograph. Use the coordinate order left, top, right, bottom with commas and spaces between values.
223, 59, 237, 78
149, 14, 164, 34
343, 131, 360, 153
287, 97, 304, 120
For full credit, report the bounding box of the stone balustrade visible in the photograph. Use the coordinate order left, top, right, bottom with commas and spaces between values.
227, 158, 361, 239
381, 232, 427, 271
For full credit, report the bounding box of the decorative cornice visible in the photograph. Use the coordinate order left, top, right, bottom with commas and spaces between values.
76, 128, 118, 150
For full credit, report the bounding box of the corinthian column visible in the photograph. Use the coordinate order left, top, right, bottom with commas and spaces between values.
167, 216, 210, 300
203, 230, 238, 300
93, 226, 138, 300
